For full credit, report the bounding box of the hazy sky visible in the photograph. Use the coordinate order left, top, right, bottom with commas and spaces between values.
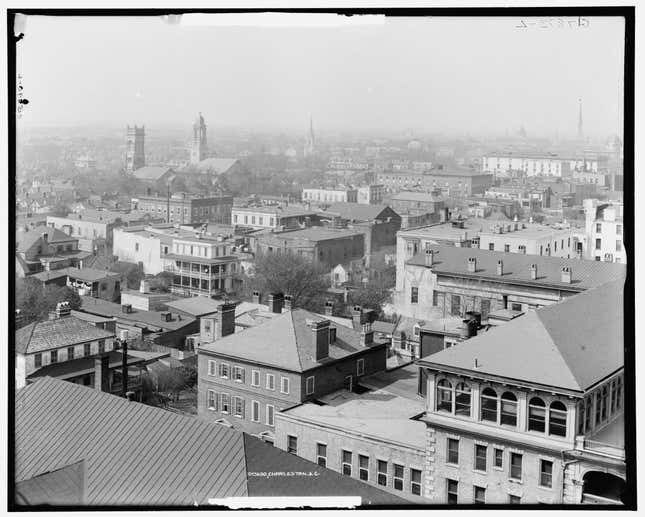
16, 14, 625, 138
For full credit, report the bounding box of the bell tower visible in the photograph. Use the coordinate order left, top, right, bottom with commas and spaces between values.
125, 125, 145, 172
190, 112, 208, 164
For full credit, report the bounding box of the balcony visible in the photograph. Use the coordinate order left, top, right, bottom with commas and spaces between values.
575, 414, 625, 461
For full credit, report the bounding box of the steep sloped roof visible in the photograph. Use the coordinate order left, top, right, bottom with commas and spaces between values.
16, 316, 116, 355
194, 158, 239, 174
199, 308, 383, 372
407, 244, 625, 291
324, 203, 395, 222
16, 227, 76, 253
132, 166, 174, 181
418, 279, 624, 392
15, 377, 248, 505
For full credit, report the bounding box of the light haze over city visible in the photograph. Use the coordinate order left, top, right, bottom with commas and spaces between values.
17, 14, 624, 138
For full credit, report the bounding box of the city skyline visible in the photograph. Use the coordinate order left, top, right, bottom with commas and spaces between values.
16, 14, 624, 138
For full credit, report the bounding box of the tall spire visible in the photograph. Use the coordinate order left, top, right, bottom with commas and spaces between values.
577, 98, 583, 139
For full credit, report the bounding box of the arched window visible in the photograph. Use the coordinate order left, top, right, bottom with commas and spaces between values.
481, 387, 498, 422
528, 397, 546, 432
455, 383, 471, 416
437, 379, 453, 412
549, 401, 568, 437
500, 392, 518, 427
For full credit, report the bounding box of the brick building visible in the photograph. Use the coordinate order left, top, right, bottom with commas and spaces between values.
416, 279, 626, 504
377, 168, 493, 196
197, 300, 388, 440
134, 193, 233, 225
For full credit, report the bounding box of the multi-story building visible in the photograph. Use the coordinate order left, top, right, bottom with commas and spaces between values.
31, 266, 122, 302
134, 193, 233, 225
477, 221, 583, 259
197, 301, 388, 439
231, 205, 319, 230
377, 168, 493, 196
583, 199, 625, 264
275, 364, 427, 502
16, 226, 90, 277
389, 190, 446, 216
254, 227, 365, 269
481, 153, 608, 179
14, 302, 143, 393
125, 125, 145, 172
393, 243, 625, 321
302, 187, 358, 204
328, 157, 370, 170
46, 209, 160, 253
416, 279, 626, 504
357, 184, 385, 205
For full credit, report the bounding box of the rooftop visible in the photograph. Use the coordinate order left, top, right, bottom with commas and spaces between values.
193, 157, 239, 173
27, 351, 145, 381
398, 219, 484, 242
199, 308, 386, 373
282, 385, 426, 450
267, 227, 363, 242
418, 279, 624, 393
407, 244, 625, 291
16, 316, 116, 355
164, 297, 226, 317
16, 227, 77, 253
321, 203, 395, 222
360, 363, 424, 402
79, 298, 196, 331
14, 377, 403, 506
479, 223, 576, 240
132, 166, 174, 181
33, 266, 120, 284
232, 205, 317, 218
390, 191, 444, 202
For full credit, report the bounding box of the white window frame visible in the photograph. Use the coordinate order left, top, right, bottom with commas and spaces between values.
208, 360, 216, 376
233, 366, 245, 383
220, 363, 230, 379
357, 358, 365, 377
220, 393, 230, 414
266, 373, 275, 391
251, 369, 260, 387
377, 459, 388, 487
251, 400, 260, 422
316, 442, 327, 467
266, 404, 275, 426
234, 396, 244, 418
410, 468, 422, 496
306, 376, 315, 395
281, 376, 290, 394
207, 389, 218, 410
393, 464, 404, 491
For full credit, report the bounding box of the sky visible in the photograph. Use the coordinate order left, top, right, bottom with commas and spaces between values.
15, 13, 625, 138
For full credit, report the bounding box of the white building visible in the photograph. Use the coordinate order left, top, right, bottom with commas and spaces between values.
583, 199, 625, 264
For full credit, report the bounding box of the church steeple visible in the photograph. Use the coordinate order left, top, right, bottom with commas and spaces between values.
304, 115, 316, 157
577, 98, 583, 139
190, 112, 208, 164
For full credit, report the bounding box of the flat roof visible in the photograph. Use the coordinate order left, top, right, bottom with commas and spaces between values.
360, 364, 424, 402
267, 227, 363, 242
282, 386, 426, 451
80, 298, 196, 331
479, 224, 576, 240
398, 220, 484, 242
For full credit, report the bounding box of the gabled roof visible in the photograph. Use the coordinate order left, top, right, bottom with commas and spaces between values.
16, 316, 116, 355
132, 166, 174, 181
33, 267, 120, 283
194, 158, 239, 174
323, 203, 396, 222
15, 377, 405, 507
418, 279, 624, 393
16, 227, 76, 253
199, 308, 384, 372
407, 244, 625, 291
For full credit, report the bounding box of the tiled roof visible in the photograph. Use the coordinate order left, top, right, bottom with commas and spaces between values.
15, 377, 248, 505
15, 316, 116, 355
323, 203, 394, 222
15, 377, 405, 507
418, 279, 624, 393
199, 308, 385, 372
132, 166, 174, 181
407, 244, 625, 291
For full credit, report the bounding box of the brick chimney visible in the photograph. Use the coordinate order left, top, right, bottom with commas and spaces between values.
284, 295, 293, 311
215, 302, 236, 338
561, 266, 572, 283
55, 301, 71, 318
312, 320, 330, 361
15, 309, 24, 329
351, 305, 368, 331
361, 322, 374, 346
324, 300, 334, 317
424, 249, 434, 267
496, 260, 503, 276
252, 290, 261, 304
94, 354, 111, 392
530, 263, 538, 280
267, 292, 284, 314
467, 257, 477, 273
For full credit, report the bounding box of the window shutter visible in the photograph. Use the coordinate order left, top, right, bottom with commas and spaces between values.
241, 398, 245, 417
218, 363, 223, 377
241, 369, 245, 383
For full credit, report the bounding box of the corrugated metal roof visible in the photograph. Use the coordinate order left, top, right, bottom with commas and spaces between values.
15, 377, 248, 505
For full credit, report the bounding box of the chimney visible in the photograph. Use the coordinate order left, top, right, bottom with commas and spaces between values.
496, 260, 503, 275
252, 290, 261, 304
460, 319, 478, 339
79, 260, 83, 269
139, 280, 149, 294
467, 257, 477, 273
561, 266, 572, 283
424, 249, 434, 266
15, 309, 24, 328
42, 232, 48, 243
215, 302, 236, 338
55, 301, 71, 318
351, 305, 368, 331
361, 322, 374, 346
312, 319, 331, 361
267, 292, 284, 314
284, 295, 293, 311
324, 300, 334, 317
530, 263, 538, 280
94, 354, 111, 392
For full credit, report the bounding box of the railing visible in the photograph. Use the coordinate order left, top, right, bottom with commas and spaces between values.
582, 439, 625, 460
